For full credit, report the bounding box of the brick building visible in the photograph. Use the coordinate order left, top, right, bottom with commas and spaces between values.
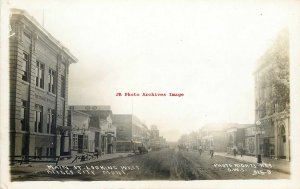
9, 9, 78, 160
113, 114, 149, 152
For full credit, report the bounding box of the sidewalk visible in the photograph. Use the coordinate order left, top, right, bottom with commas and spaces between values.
11, 152, 134, 180
57, 152, 134, 166
215, 152, 290, 174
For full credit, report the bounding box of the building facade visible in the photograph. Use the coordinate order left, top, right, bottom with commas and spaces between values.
225, 126, 247, 154
113, 114, 149, 152
244, 125, 257, 156
67, 110, 100, 155
69, 105, 116, 154
199, 123, 229, 152
254, 30, 290, 160
150, 125, 160, 150
9, 9, 78, 160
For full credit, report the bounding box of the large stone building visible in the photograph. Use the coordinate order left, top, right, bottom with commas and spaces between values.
254, 30, 290, 160
9, 9, 78, 159
69, 105, 116, 154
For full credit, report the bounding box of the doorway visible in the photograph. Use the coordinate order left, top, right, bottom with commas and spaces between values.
279, 125, 286, 159
78, 135, 83, 153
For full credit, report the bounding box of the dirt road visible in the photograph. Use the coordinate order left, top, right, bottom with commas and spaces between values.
12, 148, 289, 181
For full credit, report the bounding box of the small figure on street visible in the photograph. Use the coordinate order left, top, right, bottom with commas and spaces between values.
198, 145, 203, 156
233, 146, 237, 157
240, 147, 244, 157
210, 145, 214, 158
95, 147, 99, 158
99, 147, 102, 157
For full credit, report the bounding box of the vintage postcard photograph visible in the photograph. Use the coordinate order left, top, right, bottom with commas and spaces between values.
1, 0, 300, 189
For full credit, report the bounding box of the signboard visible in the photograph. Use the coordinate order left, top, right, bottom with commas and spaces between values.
69, 105, 111, 111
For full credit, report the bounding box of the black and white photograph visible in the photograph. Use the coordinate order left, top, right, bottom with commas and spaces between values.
1, 0, 300, 188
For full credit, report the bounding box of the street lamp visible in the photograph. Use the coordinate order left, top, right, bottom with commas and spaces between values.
256, 120, 262, 163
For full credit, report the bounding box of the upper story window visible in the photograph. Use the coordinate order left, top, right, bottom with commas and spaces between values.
22, 52, 29, 81
61, 75, 65, 98
35, 104, 43, 133
48, 69, 56, 93
23, 31, 31, 39
36, 61, 44, 89
21, 100, 29, 131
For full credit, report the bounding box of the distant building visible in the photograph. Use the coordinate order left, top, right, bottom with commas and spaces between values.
159, 136, 168, 148
225, 124, 253, 155
200, 123, 233, 152
244, 125, 257, 156
199, 123, 254, 153
150, 125, 160, 150
141, 123, 151, 149
254, 30, 290, 160
113, 114, 148, 152
150, 125, 159, 140
9, 9, 78, 160
69, 105, 116, 154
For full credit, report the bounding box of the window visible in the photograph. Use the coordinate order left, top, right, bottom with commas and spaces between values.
21, 134, 29, 156
73, 134, 78, 150
23, 31, 31, 39
35, 105, 43, 133
48, 69, 56, 93
46, 148, 54, 157
47, 109, 55, 134
36, 61, 44, 88
61, 75, 65, 97
272, 103, 276, 114
21, 100, 29, 131
22, 52, 29, 81
282, 136, 286, 143
259, 102, 266, 118
95, 132, 100, 147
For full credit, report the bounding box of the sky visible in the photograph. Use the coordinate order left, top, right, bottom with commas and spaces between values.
7, 0, 290, 142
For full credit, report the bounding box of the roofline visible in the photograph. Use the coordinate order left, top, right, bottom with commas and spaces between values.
10, 8, 78, 63
70, 110, 91, 117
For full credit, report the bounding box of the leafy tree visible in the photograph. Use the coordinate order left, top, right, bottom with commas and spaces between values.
260, 30, 289, 112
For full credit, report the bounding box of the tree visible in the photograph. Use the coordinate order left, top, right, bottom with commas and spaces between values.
262, 30, 289, 111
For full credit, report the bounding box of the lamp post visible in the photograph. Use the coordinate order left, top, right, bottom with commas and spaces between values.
256, 120, 262, 163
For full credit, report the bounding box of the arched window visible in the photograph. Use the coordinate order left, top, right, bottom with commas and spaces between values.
280, 125, 286, 143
